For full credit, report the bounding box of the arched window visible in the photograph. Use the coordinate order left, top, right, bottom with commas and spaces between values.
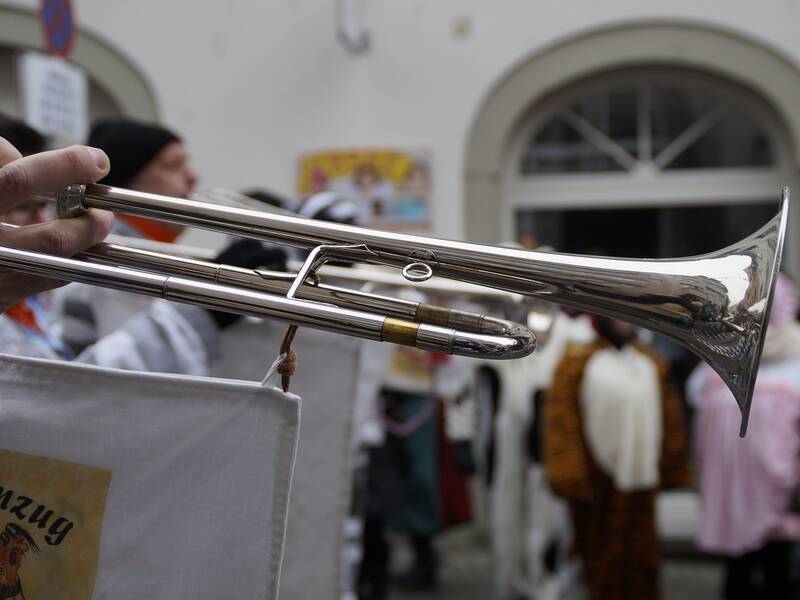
506, 68, 791, 259
521, 82, 773, 173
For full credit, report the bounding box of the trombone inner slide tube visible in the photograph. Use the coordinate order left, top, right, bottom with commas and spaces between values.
55, 184, 789, 435
76, 239, 530, 340
0, 245, 535, 360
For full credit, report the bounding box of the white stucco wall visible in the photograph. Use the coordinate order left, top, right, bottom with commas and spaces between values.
3, 0, 800, 240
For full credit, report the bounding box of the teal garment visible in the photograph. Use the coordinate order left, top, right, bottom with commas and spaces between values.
384, 394, 439, 536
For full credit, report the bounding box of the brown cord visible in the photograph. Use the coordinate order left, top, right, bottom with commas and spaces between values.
275, 272, 318, 391
277, 324, 298, 392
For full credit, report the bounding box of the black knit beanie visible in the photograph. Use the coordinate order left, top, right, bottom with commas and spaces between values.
0, 113, 46, 156
87, 118, 181, 187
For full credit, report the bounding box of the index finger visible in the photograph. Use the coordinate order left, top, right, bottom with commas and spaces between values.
0, 145, 110, 214
0, 137, 23, 167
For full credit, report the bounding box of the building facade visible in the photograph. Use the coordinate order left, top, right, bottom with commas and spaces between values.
0, 1, 797, 273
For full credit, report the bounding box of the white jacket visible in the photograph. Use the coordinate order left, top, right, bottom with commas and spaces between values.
0, 296, 217, 375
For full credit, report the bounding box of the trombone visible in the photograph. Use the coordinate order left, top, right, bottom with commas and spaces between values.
2, 183, 789, 434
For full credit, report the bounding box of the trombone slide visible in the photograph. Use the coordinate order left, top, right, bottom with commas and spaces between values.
79, 239, 530, 340
0, 244, 535, 360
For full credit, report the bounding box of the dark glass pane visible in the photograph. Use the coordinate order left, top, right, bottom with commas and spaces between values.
516, 210, 564, 250
663, 109, 773, 169
516, 206, 658, 257
663, 203, 777, 255
520, 88, 639, 174
650, 86, 717, 158
519, 116, 624, 174
516, 203, 776, 258
651, 86, 773, 169
573, 88, 638, 157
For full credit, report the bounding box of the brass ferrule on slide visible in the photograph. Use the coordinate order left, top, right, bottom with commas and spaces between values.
381, 318, 420, 347
416, 304, 487, 332
415, 304, 451, 327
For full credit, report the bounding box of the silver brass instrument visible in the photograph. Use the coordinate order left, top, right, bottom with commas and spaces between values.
1, 183, 788, 434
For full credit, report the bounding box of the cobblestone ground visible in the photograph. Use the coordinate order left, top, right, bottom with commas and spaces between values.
390, 526, 723, 600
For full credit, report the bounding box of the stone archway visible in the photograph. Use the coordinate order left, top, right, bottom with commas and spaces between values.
464, 21, 800, 244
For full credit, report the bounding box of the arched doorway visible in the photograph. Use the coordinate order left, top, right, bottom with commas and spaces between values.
506, 67, 789, 260
464, 21, 800, 277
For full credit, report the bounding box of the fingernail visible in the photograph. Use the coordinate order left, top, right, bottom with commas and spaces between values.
89, 147, 109, 171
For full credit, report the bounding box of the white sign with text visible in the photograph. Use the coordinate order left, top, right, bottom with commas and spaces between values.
18, 51, 87, 142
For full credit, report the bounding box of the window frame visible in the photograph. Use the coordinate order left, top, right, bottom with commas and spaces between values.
502, 68, 795, 245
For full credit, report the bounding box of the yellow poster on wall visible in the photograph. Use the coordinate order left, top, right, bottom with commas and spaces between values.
0, 449, 111, 600
297, 149, 431, 230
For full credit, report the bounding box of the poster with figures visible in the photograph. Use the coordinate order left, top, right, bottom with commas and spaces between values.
297, 149, 431, 230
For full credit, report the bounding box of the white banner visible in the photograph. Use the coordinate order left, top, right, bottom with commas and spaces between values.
0, 354, 299, 599
213, 319, 363, 599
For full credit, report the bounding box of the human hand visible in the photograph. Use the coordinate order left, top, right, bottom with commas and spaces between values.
0, 138, 114, 312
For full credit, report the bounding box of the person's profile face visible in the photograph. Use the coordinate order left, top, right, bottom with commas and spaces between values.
130, 141, 198, 199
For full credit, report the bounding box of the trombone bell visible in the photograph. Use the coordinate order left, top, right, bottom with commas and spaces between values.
657, 189, 788, 436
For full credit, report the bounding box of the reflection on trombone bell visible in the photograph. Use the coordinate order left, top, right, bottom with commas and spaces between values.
1, 183, 789, 435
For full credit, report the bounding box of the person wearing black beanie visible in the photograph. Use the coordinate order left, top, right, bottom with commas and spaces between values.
89, 118, 196, 194
0, 112, 46, 157
87, 118, 197, 243
66, 117, 284, 342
